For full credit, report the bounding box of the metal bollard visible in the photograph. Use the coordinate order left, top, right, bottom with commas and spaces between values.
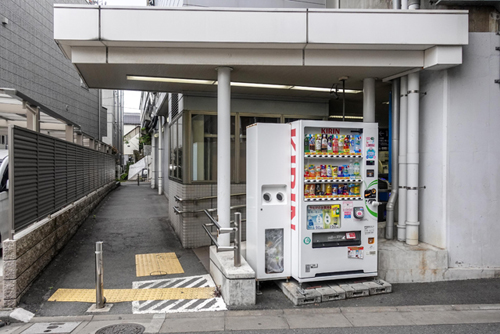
95, 241, 105, 308
234, 212, 241, 267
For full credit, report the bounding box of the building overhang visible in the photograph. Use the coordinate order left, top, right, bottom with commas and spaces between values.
54, 5, 469, 99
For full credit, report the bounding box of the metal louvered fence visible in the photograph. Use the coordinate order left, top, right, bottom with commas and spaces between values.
8, 126, 115, 232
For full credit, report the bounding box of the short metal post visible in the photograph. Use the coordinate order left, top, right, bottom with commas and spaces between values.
95, 241, 105, 308
234, 212, 241, 267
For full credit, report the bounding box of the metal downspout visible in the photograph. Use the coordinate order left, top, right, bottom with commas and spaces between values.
386, 79, 399, 239
397, 76, 408, 241
406, 72, 420, 245
151, 129, 156, 189
158, 116, 163, 195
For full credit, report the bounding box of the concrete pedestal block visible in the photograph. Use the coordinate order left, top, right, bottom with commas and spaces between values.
378, 239, 448, 283
209, 246, 256, 306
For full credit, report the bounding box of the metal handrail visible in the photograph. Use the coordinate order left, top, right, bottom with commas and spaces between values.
202, 210, 242, 267
173, 204, 246, 215
174, 193, 246, 203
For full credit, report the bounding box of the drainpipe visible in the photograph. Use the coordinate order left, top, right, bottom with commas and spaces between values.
402, 0, 408, 9
393, 0, 400, 9
217, 67, 232, 247
406, 72, 420, 245
386, 79, 399, 240
151, 129, 156, 189
158, 117, 163, 195
408, 0, 420, 10
397, 76, 408, 241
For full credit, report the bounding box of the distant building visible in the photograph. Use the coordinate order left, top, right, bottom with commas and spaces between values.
0, 0, 109, 143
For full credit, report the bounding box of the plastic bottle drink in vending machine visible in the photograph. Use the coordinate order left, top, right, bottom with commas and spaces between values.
333, 135, 339, 154
304, 134, 310, 153
338, 135, 344, 154
349, 160, 354, 179
309, 135, 315, 152
332, 185, 338, 197
321, 134, 328, 153
343, 164, 349, 178
327, 135, 333, 154
327, 165, 332, 177
344, 135, 350, 154
304, 166, 309, 178
337, 166, 343, 178
315, 166, 321, 178
353, 161, 360, 178
304, 184, 309, 196
338, 184, 344, 197
354, 135, 361, 154
315, 134, 321, 153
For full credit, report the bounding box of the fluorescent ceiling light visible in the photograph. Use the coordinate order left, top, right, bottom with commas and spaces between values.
231, 82, 292, 89
329, 115, 364, 120
127, 76, 215, 85
127, 75, 362, 94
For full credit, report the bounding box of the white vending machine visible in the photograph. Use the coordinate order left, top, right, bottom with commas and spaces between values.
246, 123, 292, 280
246, 120, 378, 283
291, 120, 379, 282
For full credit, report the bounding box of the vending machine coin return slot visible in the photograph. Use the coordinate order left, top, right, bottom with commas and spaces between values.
312, 231, 361, 248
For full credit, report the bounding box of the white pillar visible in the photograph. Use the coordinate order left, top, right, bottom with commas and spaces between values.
406, 72, 420, 245
158, 118, 163, 195
151, 134, 156, 189
363, 78, 376, 123
217, 67, 232, 247
397, 76, 408, 241
65, 125, 74, 142
402, 0, 408, 9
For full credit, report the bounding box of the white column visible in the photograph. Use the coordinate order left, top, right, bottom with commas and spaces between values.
397, 76, 408, 241
406, 72, 420, 245
217, 67, 232, 247
158, 118, 163, 195
65, 125, 74, 142
363, 78, 376, 123
151, 134, 156, 189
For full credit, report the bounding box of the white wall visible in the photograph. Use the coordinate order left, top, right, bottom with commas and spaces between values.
418, 69, 448, 249
445, 33, 500, 268
183, 95, 328, 117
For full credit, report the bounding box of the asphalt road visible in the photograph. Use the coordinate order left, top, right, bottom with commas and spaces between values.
197, 324, 500, 334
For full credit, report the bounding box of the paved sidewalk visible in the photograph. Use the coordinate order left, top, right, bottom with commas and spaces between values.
18, 182, 208, 316
2, 304, 500, 334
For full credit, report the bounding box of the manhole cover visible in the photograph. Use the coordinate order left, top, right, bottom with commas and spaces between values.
95, 324, 145, 334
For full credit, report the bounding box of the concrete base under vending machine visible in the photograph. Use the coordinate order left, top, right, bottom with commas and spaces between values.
209, 246, 256, 306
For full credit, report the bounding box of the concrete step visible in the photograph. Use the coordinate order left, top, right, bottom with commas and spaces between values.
276, 278, 392, 306
378, 239, 448, 283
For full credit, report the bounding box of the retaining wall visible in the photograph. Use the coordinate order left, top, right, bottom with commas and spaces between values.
2, 181, 117, 308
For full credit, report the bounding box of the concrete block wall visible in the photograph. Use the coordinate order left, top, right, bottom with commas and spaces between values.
2, 181, 116, 308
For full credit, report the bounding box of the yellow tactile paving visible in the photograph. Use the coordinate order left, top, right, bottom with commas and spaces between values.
135, 252, 184, 277
48, 287, 215, 303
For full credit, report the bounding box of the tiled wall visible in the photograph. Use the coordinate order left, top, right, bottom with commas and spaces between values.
167, 181, 247, 248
